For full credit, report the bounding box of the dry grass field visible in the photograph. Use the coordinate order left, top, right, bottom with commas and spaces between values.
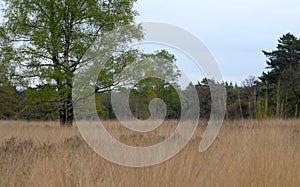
0, 120, 299, 187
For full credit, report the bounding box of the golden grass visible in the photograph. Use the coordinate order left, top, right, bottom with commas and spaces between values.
0, 120, 299, 187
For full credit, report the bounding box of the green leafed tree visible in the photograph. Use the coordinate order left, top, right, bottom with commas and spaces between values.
0, 25, 23, 119
0, 26, 15, 82
94, 50, 181, 120
1, 0, 141, 125
0, 81, 23, 119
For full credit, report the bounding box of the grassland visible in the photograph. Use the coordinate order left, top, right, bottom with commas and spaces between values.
0, 120, 299, 187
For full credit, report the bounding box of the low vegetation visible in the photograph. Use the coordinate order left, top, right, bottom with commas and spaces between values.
0, 120, 299, 186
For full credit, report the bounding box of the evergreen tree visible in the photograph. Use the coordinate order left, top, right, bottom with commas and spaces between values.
261, 33, 300, 118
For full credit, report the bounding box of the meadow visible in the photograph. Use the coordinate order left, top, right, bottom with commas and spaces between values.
0, 120, 299, 187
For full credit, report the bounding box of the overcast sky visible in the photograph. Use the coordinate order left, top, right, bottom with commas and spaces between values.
134, 0, 300, 84
1, 1, 300, 84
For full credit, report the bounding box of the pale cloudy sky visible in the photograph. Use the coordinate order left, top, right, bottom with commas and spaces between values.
1, 1, 300, 84
134, 0, 300, 84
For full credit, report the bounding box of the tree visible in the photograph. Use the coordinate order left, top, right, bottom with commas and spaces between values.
261, 33, 300, 118
0, 81, 23, 119
21, 84, 59, 120
129, 78, 181, 120
1, 0, 140, 126
0, 26, 23, 119
242, 76, 258, 119
195, 80, 211, 119
93, 50, 181, 120
0, 26, 15, 83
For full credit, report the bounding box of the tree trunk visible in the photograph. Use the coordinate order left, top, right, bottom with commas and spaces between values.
264, 89, 268, 118
295, 102, 299, 118
280, 99, 284, 118
59, 94, 66, 126
253, 89, 257, 119
237, 88, 244, 119
66, 92, 74, 126
276, 78, 281, 118
284, 94, 288, 119
225, 105, 229, 120
248, 98, 252, 119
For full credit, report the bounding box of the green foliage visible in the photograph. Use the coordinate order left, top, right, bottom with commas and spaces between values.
1, 2, 300, 122
0, 81, 22, 119
1, 0, 141, 125
129, 78, 181, 120
256, 98, 274, 119
261, 33, 300, 118
195, 81, 211, 119
95, 93, 109, 120
20, 85, 59, 120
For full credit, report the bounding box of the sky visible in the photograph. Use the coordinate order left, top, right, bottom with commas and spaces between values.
1, 0, 300, 85
133, 0, 300, 84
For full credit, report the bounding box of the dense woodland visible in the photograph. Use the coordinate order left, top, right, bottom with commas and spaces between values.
0, 1, 300, 123
1, 34, 300, 122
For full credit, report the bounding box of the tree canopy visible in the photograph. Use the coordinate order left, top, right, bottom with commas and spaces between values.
1, 0, 141, 125
0, 0, 184, 125
260, 33, 300, 118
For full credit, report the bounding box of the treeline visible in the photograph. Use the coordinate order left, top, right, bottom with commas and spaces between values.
0, 77, 298, 121
1, 33, 300, 121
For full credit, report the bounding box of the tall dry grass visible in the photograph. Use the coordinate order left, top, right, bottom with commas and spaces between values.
0, 120, 299, 187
